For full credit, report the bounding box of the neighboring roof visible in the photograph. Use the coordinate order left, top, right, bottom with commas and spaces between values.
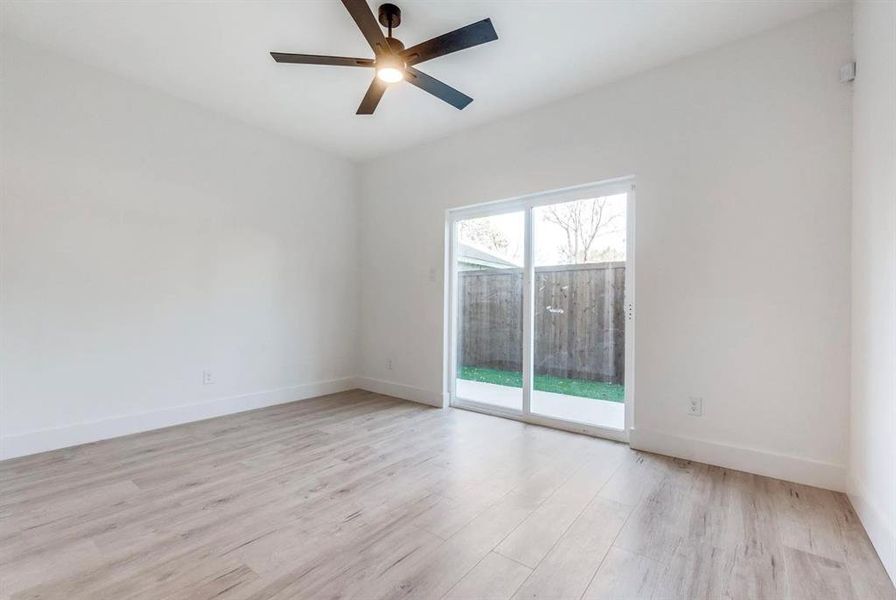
458, 243, 520, 269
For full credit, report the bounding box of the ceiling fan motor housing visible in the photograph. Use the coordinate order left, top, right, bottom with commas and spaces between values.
386, 37, 405, 53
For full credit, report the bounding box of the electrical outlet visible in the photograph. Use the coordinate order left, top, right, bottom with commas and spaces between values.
386, 359, 393, 371
688, 396, 703, 417
202, 370, 214, 385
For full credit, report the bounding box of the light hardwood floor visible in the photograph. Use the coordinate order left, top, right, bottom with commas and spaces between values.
1, 390, 893, 600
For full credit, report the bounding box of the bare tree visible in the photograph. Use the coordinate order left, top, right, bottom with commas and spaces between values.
459, 219, 510, 254
543, 197, 622, 263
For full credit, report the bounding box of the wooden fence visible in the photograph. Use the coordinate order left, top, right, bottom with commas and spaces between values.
459, 262, 625, 384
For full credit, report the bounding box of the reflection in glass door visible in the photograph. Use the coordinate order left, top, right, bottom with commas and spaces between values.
531, 193, 627, 430
453, 211, 525, 413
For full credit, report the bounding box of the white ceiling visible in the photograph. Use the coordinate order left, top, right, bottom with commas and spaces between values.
2, 1, 838, 160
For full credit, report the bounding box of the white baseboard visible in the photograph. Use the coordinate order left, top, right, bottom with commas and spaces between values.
354, 377, 445, 408
849, 475, 896, 585
629, 426, 846, 492
0, 377, 356, 460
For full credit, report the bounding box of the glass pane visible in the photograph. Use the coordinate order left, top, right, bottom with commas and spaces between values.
531, 193, 627, 429
455, 212, 524, 412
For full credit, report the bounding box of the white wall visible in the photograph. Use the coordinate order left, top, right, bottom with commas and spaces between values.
359, 7, 853, 490
849, 0, 896, 584
0, 37, 360, 459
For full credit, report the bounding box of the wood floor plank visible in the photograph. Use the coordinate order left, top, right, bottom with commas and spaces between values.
367, 458, 583, 599
783, 546, 857, 600
597, 451, 666, 506
773, 479, 849, 563
723, 540, 788, 600
652, 540, 736, 600
510, 497, 632, 600
582, 546, 664, 600
494, 443, 625, 567
442, 551, 532, 600
831, 495, 896, 600
0, 391, 891, 600
612, 477, 689, 565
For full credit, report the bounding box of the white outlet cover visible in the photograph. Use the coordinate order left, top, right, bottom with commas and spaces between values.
688, 396, 703, 416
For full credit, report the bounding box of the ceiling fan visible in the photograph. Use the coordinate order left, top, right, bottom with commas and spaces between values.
270, 0, 498, 115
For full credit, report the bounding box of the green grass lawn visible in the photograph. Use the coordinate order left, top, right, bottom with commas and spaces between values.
459, 366, 625, 403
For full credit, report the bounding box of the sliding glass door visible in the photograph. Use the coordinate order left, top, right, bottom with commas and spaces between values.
531, 194, 627, 430
449, 181, 633, 440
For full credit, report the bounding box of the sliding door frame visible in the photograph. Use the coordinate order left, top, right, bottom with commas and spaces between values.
445, 177, 636, 443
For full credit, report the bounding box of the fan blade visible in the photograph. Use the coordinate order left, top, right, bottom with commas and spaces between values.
357, 77, 388, 114
270, 52, 374, 67
405, 67, 472, 110
341, 0, 390, 56
401, 18, 497, 66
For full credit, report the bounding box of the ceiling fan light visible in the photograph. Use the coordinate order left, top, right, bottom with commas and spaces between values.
377, 66, 404, 83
